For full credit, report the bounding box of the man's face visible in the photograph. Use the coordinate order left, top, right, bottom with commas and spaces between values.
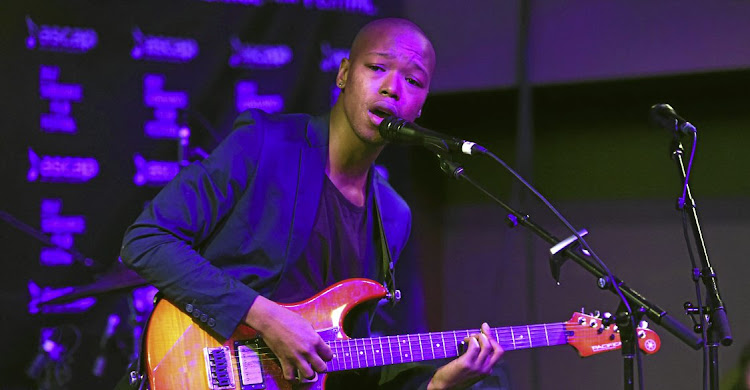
337, 24, 434, 145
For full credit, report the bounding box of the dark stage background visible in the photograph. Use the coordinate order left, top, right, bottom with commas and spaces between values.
2, 1, 749, 389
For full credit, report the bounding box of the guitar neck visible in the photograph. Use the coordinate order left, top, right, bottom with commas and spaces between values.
326, 322, 568, 372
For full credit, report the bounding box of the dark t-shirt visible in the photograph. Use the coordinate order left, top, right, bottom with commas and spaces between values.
270, 173, 382, 387
271, 173, 378, 331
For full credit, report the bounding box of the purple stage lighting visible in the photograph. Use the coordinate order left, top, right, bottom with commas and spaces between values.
236, 81, 284, 114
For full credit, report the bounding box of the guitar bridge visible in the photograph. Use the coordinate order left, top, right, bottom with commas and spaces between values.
203, 346, 235, 390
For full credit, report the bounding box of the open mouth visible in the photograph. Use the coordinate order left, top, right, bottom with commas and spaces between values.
370, 108, 393, 119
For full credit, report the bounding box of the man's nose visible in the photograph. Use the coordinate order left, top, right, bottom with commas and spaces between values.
379, 73, 400, 100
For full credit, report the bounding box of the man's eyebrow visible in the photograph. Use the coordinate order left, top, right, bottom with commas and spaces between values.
367, 51, 428, 75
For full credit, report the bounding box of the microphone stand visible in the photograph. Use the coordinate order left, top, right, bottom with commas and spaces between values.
432, 151, 703, 389
670, 136, 732, 390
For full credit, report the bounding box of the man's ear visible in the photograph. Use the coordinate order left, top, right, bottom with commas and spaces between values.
336, 58, 350, 88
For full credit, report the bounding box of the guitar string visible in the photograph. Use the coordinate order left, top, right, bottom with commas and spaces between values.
230, 322, 648, 367
241, 322, 637, 356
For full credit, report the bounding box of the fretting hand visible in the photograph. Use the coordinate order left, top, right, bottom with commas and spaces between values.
427, 322, 504, 390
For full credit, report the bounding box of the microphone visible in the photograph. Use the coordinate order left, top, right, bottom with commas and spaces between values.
378, 116, 487, 155
650, 104, 697, 135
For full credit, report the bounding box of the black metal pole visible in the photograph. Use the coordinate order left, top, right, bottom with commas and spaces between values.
670, 136, 733, 390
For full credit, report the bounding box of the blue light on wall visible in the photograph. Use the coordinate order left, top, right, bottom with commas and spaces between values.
39, 65, 83, 134
143, 74, 188, 139
39, 199, 86, 266
235, 81, 284, 114
132, 154, 180, 186
319, 42, 348, 72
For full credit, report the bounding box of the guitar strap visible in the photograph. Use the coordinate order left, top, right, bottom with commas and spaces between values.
372, 183, 400, 305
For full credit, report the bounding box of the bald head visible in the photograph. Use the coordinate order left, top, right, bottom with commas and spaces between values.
350, 18, 436, 78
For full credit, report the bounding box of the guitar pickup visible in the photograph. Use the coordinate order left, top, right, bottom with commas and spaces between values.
236, 340, 266, 389
203, 346, 236, 390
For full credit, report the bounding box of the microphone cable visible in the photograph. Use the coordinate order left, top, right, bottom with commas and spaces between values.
474, 148, 646, 390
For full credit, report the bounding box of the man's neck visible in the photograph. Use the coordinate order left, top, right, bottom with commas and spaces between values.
327, 104, 383, 207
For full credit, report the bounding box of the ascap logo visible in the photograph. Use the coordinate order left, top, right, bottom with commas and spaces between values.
591, 341, 622, 352
26, 16, 98, 53
143, 74, 188, 139
27, 148, 99, 183
131, 27, 199, 63
228, 37, 293, 69
319, 42, 348, 72
236, 81, 284, 114
133, 154, 180, 186
39, 66, 82, 134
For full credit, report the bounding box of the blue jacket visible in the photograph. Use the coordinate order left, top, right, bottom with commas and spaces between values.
120, 109, 412, 340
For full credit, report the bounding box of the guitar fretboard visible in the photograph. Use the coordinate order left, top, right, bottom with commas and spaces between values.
325, 323, 568, 372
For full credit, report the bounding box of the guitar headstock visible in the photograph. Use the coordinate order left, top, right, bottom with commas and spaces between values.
565, 312, 661, 357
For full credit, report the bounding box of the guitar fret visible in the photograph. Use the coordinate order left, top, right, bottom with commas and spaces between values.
377, 337, 384, 366
368, 339, 378, 366
452, 332, 461, 356
515, 326, 530, 349
441, 332, 447, 358
429, 333, 436, 359
544, 324, 550, 346
396, 335, 403, 364
417, 334, 424, 360
336, 341, 342, 371
406, 335, 413, 362
387, 336, 394, 365
349, 339, 354, 369
330, 341, 337, 371
510, 327, 516, 350
526, 325, 533, 348
358, 339, 366, 367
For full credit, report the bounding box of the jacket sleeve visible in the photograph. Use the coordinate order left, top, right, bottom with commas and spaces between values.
120, 111, 264, 339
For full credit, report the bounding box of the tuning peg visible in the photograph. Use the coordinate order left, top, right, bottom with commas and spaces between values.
593, 310, 601, 318
639, 320, 649, 329
637, 330, 646, 339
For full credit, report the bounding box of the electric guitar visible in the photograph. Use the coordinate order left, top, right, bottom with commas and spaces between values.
143, 278, 661, 389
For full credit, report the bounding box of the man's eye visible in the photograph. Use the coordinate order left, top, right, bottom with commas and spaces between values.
407, 77, 423, 88
368, 65, 384, 71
